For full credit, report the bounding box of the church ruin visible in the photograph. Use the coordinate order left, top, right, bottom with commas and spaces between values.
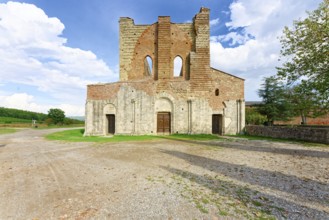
85, 8, 245, 136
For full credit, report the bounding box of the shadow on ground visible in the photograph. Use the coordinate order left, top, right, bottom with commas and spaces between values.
159, 136, 329, 158
159, 148, 329, 219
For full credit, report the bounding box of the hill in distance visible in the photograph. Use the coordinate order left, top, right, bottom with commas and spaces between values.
0, 107, 84, 124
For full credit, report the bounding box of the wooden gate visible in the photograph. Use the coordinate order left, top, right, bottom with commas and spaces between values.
106, 114, 115, 134
212, 114, 222, 135
157, 112, 171, 133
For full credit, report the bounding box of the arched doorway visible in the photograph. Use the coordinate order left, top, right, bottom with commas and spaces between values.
106, 114, 115, 134
212, 114, 223, 135
104, 103, 116, 135
155, 98, 173, 134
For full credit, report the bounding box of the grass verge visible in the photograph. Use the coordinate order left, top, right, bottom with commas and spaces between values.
34, 124, 84, 129
163, 134, 223, 141
45, 129, 222, 143
0, 128, 17, 135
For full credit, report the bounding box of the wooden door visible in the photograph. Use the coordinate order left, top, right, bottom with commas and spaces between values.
212, 114, 222, 135
107, 114, 115, 134
157, 112, 171, 133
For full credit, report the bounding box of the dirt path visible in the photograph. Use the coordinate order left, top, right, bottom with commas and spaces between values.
0, 129, 328, 219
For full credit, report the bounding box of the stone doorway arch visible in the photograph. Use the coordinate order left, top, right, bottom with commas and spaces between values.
155, 97, 173, 134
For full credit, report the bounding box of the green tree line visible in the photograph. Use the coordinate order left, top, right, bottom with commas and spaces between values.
0, 107, 48, 121
257, 0, 328, 125
0, 107, 84, 125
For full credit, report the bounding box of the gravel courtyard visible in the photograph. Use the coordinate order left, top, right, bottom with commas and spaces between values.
0, 128, 328, 219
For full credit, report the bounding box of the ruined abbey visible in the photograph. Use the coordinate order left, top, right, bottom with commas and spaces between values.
85, 8, 245, 136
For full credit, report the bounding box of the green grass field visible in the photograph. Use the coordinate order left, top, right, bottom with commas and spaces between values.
0, 117, 32, 124
45, 129, 223, 143
0, 128, 17, 135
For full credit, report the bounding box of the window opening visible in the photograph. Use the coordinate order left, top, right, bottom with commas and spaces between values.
215, 89, 219, 96
174, 56, 183, 77
144, 56, 153, 76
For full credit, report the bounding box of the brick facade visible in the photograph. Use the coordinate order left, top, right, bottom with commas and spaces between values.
85, 8, 245, 136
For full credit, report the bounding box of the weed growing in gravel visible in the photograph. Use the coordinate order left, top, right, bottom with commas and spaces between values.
195, 200, 209, 213
149, 169, 284, 219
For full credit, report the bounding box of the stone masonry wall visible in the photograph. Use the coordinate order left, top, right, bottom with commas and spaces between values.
86, 80, 245, 135
246, 125, 329, 144
85, 7, 245, 136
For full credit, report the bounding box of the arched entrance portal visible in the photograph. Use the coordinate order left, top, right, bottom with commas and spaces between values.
155, 97, 173, 134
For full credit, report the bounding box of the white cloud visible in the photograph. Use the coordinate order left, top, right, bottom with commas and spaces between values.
0, 2, 116, 115
0, 93, 40, 112
210, 18, 220, 27
0, 93, 85, 116
212, 31, 252, 47
210, 0, 323, 100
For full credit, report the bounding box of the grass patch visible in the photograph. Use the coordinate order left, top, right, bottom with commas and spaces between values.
219, 210, 228, 216
46, 129, 159, 142
45, 129, 224, 143
163, 134, 223, 141
252, 200, 263, 207
0, 117, 31, 124
35, 124, 84, 129
195, 201, 209, 214
0, 128, 17, 135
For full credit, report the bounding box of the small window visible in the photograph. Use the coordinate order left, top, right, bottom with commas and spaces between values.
144, 56, 153, 76
215, 89, 219, 96
174, 56, 183, 77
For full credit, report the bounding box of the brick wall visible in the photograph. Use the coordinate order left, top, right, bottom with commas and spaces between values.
157, 16, 171, 79
119, 18, 150, 81
246, 125, 329, 144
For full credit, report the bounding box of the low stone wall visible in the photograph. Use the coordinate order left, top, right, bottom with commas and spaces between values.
245, 125, 329, 144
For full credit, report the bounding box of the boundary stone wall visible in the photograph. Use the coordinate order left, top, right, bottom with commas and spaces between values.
245, 125, 329, 144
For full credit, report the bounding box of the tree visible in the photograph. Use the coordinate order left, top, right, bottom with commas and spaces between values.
286, 81, 327, 124
258, 76, 294, 125
245, 108, 267, 125
44, 118, 53, 126
277, 0, 329, 108
47, 108, 65, 125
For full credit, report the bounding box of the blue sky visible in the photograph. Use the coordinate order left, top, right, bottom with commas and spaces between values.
0, 0, 322, 116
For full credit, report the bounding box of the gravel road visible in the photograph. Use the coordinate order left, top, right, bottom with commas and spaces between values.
0, 128, 328, 219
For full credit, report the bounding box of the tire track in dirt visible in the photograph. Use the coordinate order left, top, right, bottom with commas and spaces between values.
41, 151, 65, 198
36, 144, 104, 219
